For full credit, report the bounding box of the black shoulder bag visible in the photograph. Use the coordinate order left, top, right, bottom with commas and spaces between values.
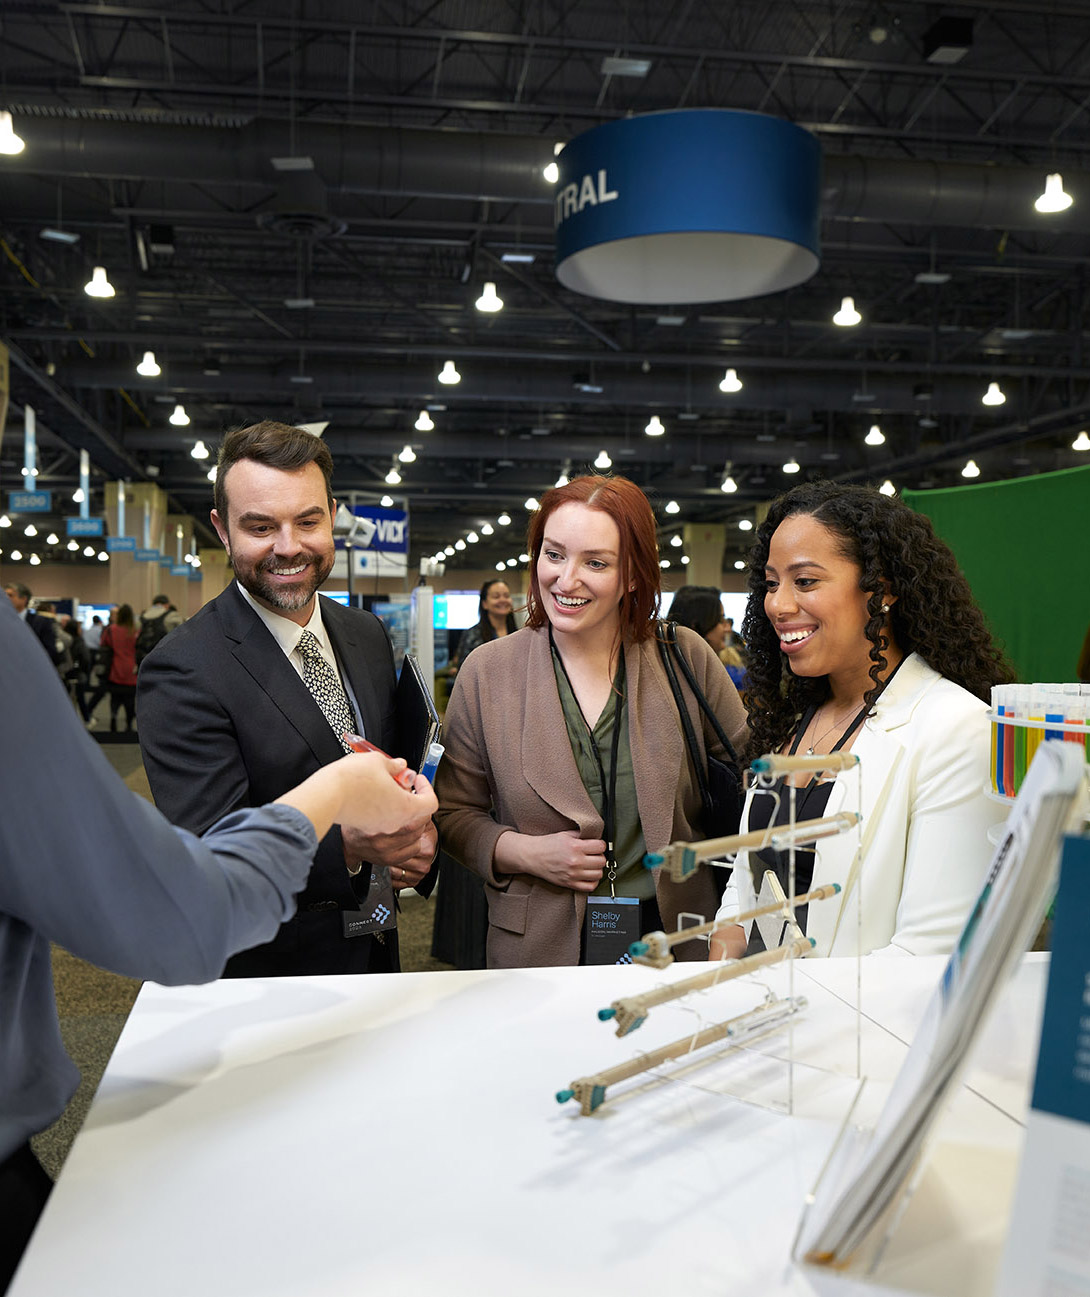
656, 620, 743, 840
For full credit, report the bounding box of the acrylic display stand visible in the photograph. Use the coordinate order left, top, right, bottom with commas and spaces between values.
557, 751, 865, 1121
794, 740, 1089, 1277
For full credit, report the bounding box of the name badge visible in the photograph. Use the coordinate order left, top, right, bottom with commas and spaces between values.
342, 867, 397, 938
585, 895, 641, 965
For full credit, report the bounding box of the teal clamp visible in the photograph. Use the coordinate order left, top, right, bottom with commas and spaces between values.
680, 846, 698, 878
615, 1015, 646, 1037
750, 757, 773, 774
556, 1088, 575, 1104
629, 941, 649, 958
597, 1007, 616, 1021
588, 1085, 606, 1113
831, 883, 841, 894
643, 851, 663, 870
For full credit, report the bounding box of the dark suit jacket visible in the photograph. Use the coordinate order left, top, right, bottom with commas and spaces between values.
137, 583, 425, 976
26, 610, 63, 665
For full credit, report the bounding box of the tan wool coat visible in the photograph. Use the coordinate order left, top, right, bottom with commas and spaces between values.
435, 623, 748, 968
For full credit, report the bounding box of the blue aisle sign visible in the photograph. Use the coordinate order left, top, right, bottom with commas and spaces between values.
134, 548, 160, 563
66, 516, 104, 537
106, 536, 136, 552
8, 490, 51, 512
336, 506, 409, 553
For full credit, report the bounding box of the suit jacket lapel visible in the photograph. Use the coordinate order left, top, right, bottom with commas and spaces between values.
805, 655, 932, 951
217, 584, 344, 765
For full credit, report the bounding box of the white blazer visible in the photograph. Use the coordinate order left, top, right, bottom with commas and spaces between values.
717, 653, 1007, 957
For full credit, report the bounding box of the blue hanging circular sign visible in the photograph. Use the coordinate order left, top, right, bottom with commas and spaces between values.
554, 109, 821, 305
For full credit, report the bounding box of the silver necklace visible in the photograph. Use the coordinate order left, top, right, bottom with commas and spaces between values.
804, 700, 864, 755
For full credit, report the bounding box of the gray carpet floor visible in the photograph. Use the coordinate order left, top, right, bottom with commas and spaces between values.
34, 741, 453, 1178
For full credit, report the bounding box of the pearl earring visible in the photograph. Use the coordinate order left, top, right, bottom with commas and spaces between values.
881, 603, 890, 614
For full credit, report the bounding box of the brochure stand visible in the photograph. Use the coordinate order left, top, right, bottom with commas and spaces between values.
556, 752, 865, 1120
793, 740, 1089, 1275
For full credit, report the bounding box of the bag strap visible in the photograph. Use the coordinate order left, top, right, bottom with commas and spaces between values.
656, 622, 714, 819
659, 620, 741, 768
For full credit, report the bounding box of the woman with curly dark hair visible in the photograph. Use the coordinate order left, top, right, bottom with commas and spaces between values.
711, 481, 1013, 961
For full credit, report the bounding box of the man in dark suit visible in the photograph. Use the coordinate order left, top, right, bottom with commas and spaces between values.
137, 420, 437, 976
4, 582, 65, 667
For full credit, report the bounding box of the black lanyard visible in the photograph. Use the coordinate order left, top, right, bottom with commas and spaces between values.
788, 654, 906, 796
550, 631, 624, 897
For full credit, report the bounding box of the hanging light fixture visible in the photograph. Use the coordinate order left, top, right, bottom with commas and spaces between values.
475, 281, 504, 313
832, 296, 862, 326
169, 402, 190, 426
444, 545, 455, 557
190, 440, 209, 460
385, 464, 402, 485
543, 142, 564, 184
665, 500, 680, 514
506, 558, 517, 567
738, 519, 754, 531
398, 444, 417, 463
524, 496, 539, 511
24, 524, 37, 537
97, 551, 109, 562
481, 522, 494, 535
67, 539, 79, 551
71, 487, 85, 503
644, 415, 665, 437
594, 449, 612, 468
206, 465, 217, 482
669, 534, 683, 548
733, 559, 746, 571
453, 539, 466, 551
555, 470, 570, 487
414, 410, 435, 432
718, 367, 743, 393
961, 459, 981, 478
84, 265, 115, 298
497, 512, 512, 526
29, 553, 41, 567
1034, 173, 1073, 214
466, 531, 479, 544
46, 532, 59, 545
720, 472, 738, 494
136, 350, 161, 377
438, 359, 461, 385
864, 424, 885, 446
1072, 430, 1090, 451
380, 494, 395, 507
82, 545, 95, 557
0, 111, 26, 155
680, 555, 690, 565
981, 381, 1006, 406
10, 549, 22, 561
0, 514, 9, 527
782, 457, 801, 474
879, 479, 896, 496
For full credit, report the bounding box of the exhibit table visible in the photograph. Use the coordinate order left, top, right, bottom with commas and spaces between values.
11, 955, 1048, 1297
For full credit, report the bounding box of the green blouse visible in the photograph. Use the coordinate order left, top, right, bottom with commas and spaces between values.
550, 647, 653, 899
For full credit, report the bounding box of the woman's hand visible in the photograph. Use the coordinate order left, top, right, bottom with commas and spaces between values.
709, 923, 746, 960
494, 828, 607, 892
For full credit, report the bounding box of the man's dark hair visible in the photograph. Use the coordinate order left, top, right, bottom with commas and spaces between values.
152, 594, 171, 606
213, 421, 335, 522
6, 582, 32, 602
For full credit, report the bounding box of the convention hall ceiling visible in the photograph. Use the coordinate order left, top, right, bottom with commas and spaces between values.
2, 0, 1090, 571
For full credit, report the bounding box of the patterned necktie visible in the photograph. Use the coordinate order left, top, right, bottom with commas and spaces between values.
297, 630, 355, 753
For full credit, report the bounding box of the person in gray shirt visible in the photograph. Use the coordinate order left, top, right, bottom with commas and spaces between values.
0, 594, 437, 1291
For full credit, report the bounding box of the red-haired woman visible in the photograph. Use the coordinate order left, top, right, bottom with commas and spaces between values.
436, 476, 746, 968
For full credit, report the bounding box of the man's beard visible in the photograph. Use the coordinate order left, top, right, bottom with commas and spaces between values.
238, 551, 334, 612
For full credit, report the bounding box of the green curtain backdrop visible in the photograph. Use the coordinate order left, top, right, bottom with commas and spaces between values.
903, 464, 1090, 683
